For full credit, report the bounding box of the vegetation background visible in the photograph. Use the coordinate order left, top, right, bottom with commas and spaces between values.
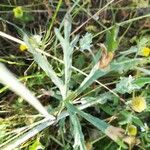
0, 0, 150, 150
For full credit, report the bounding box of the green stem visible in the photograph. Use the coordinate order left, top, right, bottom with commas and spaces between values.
94, 13, 150, 38
43, 0, 62, 44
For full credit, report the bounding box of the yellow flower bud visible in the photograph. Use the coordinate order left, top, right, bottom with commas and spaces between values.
19, 44, 28, 51
127, 125, 137, 136
131, 96, 147, 113
13, 6, 23, 18
139, 47, 150, 57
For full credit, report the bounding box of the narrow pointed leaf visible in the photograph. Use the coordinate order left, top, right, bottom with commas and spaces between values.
76, 64, 109, 95
76, 57, 144, 96
0, 63, 55, 119
66, 103, 86, 150
64, 14, 71, 41
67, 103, 127, 149
23, 35, 65, 98
55, 27, 74, 98
106, 26, 119, 52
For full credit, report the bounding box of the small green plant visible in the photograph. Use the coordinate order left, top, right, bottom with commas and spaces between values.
0, 1, 150, 149
13, 6, 34, 23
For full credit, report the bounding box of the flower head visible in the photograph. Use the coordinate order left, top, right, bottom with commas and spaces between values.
127, 125, 137, 136
19, 44, 28, 51
13, 6, 23, 18
139, 47, 150, 57
131, 96, 147, 113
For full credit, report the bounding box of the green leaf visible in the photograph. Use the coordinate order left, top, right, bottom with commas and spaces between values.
106, 26, 119, 52
23, 34, 65, 98
76, 65, 108, 96
66, 103, 86, 150
112, 57, 142, 74
119, 111, 133, 125
66, 103, 127, 149
29, 138, 44, 150
77, 55, 142, 97
79, 32, 93, 51
115, 75, 140, 94
119, 111, 143, 127
55, 16, 78, 98
133, 77, 150, 88
67, 103, 109, 133
64, 14, 71, 41
99, 104, 114, 115
75, 56, 142, 98
132, 115, 144, 127
119, 46, 138, 56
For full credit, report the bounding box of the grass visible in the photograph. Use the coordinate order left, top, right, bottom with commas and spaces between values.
0, 0, 150, 150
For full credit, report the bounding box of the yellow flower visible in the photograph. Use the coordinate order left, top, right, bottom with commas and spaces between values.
19, 44, 28, 51
139, 47, 150, 57
13, 6, 23, 18
131, 96, 147, 113
127, 125, 137, 136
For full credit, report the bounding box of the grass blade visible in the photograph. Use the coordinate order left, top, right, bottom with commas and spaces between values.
0, 92, 110, 149
0, 63, 55, 120
0, 118, 55, 150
